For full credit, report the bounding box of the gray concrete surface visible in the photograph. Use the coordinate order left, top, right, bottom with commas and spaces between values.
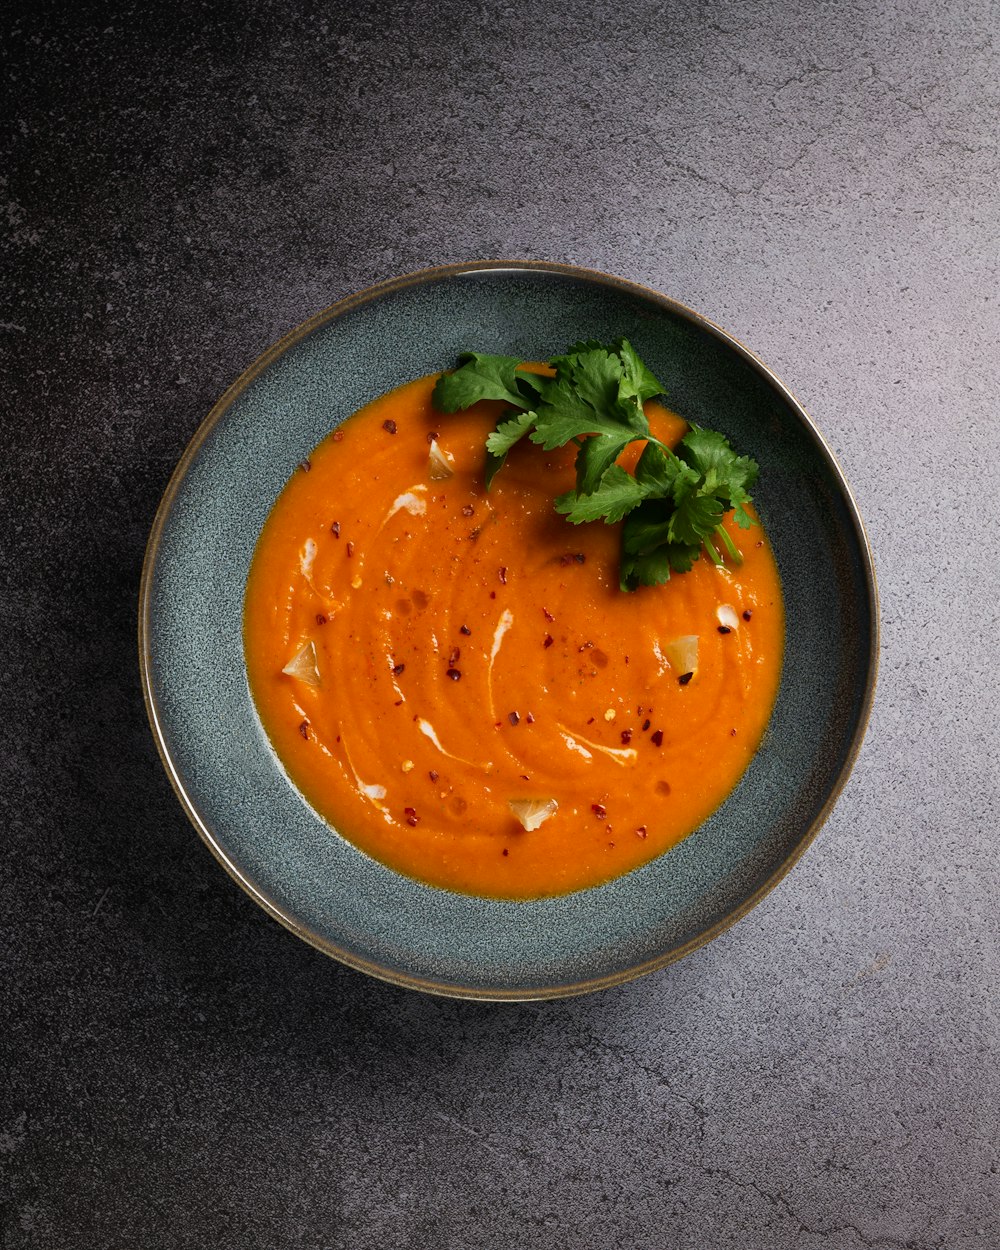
2, 1, 998, 1246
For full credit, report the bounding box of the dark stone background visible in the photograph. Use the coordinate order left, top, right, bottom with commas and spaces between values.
3, 2, 998, 1246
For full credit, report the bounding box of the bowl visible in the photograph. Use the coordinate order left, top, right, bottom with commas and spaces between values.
138, 260, 878, 999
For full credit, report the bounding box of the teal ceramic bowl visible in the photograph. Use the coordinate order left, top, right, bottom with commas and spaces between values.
139, 261, 878, 999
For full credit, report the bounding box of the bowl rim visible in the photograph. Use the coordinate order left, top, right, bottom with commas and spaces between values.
137, 258, 880, 1000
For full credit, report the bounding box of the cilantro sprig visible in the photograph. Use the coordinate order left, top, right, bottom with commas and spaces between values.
431, 340, 759, 591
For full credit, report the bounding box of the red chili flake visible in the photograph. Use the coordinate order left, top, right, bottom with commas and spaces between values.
502, 848, 509, 857
624, 655, 630, 665
730, 728, 737, 737
743, 609, 753, 621
426, 431, 440, 443
508, 711, 520, 726
460, 624, 472, 636
543, 634, 554, 648
429, 770, 439, 782
756, 540, 763, 547
651, 729, 664, 747
315, 613, 328, 626
678, 672, 693, 685
332, 430, 344, 442
587, 717, 595, 725
543, 607, 555, 622
559, 552, 587, 566
404, 807, 419, 827
620, 729, 633, 745
499, 566, 508, 584
575, 552, 586, 564
489, 590, 496, 599
298, 458, 311, 472
298, 721, 310, 739
718, 625, 732, 634
461, 504, 475, 517
448, 647, 461, 665
382, 419, 397, 434
657, 780, 672, 795
446, 668, 462, 680
642, 718, 651, 732
393, 699, 403, 707
578, 641, 594, 652
526, 712, 535, 724
346, 541, 355, 558
636, 825, 648, 839
392, 663, 405, 676
591, 803, 607, 819
520, 774, 529, 781
330, 521, 341, 538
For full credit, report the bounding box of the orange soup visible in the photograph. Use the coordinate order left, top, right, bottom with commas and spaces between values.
243, 373, 784, 898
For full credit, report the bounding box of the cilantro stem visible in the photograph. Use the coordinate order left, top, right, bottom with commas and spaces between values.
715, 523, 744, 565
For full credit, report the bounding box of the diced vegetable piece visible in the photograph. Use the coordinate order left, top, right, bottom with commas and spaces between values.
716, 604, 740, 632
663, 635, 699, 677
281, 639, 321, 688
428, 439, 455, 481
508, 797, 559, 832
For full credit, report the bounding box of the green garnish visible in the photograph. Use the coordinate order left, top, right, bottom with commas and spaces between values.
431, 340, 759, 591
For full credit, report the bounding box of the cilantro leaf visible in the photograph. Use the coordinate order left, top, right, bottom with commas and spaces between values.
485, 410, 537, 457
678, 426, 758, 509
668, 492, 725, 547
558, 346, 624, 416
432, 352, 533, 412
621, 498, 674, 555
633, 442, 684, 496
484, 409, 538, 489
527, 376, 639, 450
555, 465, 649, 524
620, 546, 673, 592
527, 345, 650, 452
617, 338, 665, 405
572, 430, 636, 496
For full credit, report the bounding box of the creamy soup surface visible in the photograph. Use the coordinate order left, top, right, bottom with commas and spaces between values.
243, 372, 784, 898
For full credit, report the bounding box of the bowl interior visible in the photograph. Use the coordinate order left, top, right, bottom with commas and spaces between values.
141, 263, 876, 998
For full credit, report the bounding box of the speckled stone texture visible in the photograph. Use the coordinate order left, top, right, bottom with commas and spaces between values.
2, 1, 997, 1247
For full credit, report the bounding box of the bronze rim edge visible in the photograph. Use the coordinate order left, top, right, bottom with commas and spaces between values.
137, 259, 880, 1001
